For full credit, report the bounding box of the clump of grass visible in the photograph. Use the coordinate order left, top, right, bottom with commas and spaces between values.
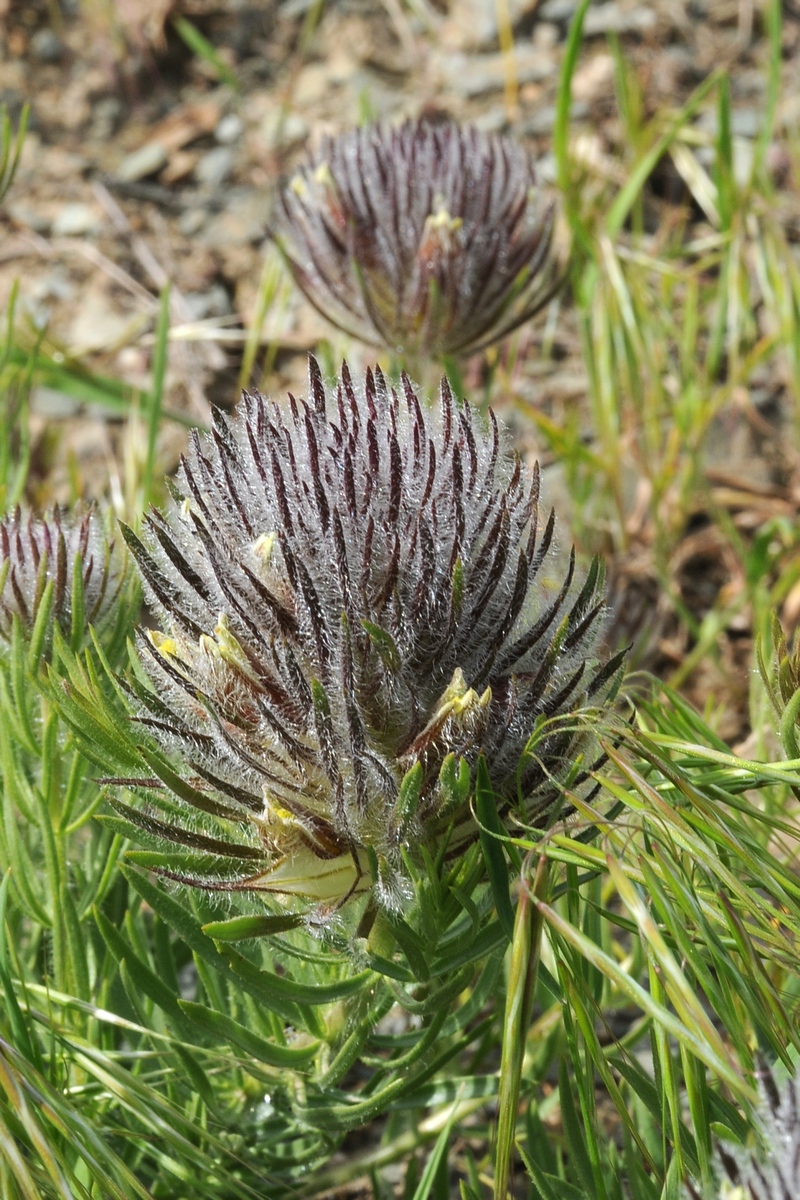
0, 102, 27, 206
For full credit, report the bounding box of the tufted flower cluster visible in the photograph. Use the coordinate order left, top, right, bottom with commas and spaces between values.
0, 505, 124, 651
273, 120, 559, 360
121, 361, 621, 915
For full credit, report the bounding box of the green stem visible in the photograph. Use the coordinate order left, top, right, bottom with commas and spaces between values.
494, 854, 549, 1200
780, 687, 800, 760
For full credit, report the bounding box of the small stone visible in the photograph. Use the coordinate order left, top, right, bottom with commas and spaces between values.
292, 63, 329, 107
91, 97, 122, 140
215, 113, 244, 144
67, 289, 135, 354
182, 284, 232, 321
474, 109, 509, 134
31, 269, 75, 303
443, 47, 555, 100
538, 0, 579, 19
195, 146, 235, 189
444, 0, 544, 51
7, 202, 50, 234
535, 152, 557, 184
519, 101, 588, 136
30, 28, 65, 63
732, 136, 754, 188
116, 142, 167, 182
766, 142, 791, 187
729, 109, 762, 139
260, 110, 309, 151
572, 53, 615, 103
30, 387, 80, 418
201, 189, 267, 247
179, 208, 208, 237
583, 3, 657, 35
160, 149, 199, 186
533, 23, 559, 49
51, 203, 99, 237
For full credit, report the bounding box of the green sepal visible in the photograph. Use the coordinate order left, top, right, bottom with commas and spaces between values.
125, 850, 246, 878
136, 744, 243, 821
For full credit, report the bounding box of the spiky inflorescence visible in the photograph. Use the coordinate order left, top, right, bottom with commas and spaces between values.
688, 1066, 800, 1200
120, 360, 622, 914
0, 505, 125, 649
272, 120, 559, 359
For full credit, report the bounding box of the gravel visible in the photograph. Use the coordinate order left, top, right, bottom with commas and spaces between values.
116, 143, 168, 183
194, 146, 235, 189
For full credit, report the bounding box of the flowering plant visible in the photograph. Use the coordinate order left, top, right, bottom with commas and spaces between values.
0, 504, 129, 659
109, 360, 621, 924
273, 120, 560, 359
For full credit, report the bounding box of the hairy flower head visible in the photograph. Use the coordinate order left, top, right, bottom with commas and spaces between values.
121, 360, 621, 914
0, 505, 125, 652
273, 119, 559, 359
688, 1064, 800, 1200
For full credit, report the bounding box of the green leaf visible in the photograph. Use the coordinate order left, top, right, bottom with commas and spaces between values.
495, 858, 548, 1200
220, 944, 374, 1006
136, 744, 244, 820
179, 1000, 320, 1069
144, 285, 170, 507
0, 101, 28, 203
518, 1141, 588, 1200
171, 17, 239, 89
122, 863, 311, 1033
558, 1055, 598, 1198
475, 756, 514, 940
386, 913, 430, 983
94, 907, 190, 1030
410, 1111, 458, 1200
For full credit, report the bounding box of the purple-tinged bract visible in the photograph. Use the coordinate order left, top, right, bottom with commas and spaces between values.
121, 361, 621, 915
273, 120, 559, 359
0, 505, 124, 649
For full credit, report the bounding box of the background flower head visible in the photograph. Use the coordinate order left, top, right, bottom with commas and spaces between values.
687, 1064, 800, 1200
121, 360, 621, 915
272, 119, 560, 360
0, 504, 126, 652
